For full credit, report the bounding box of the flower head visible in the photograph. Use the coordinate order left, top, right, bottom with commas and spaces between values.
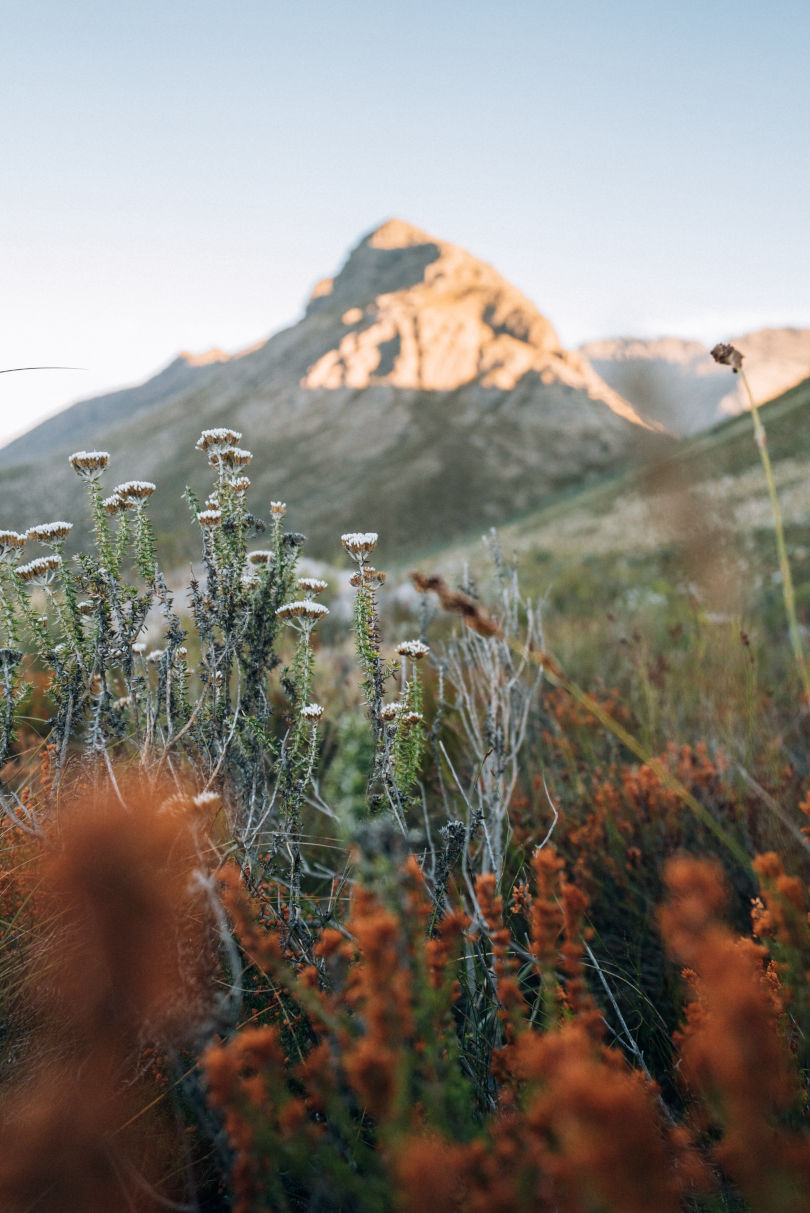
102, 493, 129, 516
208, 446, 252, 471
114, 480, 156, 502
0, 531, 26, 561
196, 427, 242, 452
276, 600, 329, 623
300, 702, 324, 721
380, 701, 403, 722
710, 343, 744, 373
69, 450, 110, 479
247, 549, 274, 566
27, 521, 73, 546
17, 554, 62, 585
341, 532, 378, 561
270, 501, 287, 518
297, 576, 328, 596
396, 639, 430, 660
197, 508, 222, 527
228, 475, 251, 494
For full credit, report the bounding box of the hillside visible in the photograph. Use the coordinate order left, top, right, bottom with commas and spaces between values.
581, 328, 810, 436
0, 220, 661, 563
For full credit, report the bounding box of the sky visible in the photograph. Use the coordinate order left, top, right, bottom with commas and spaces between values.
2, 0, 809, 448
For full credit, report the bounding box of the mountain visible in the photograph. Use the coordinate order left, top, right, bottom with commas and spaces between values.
0, 220, 661, 562
581, 329, 810, 437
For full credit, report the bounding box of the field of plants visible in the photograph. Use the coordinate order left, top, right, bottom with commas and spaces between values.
1, 376, 810, 1211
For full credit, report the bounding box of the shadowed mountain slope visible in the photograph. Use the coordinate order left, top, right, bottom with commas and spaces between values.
0, 220, 662, 561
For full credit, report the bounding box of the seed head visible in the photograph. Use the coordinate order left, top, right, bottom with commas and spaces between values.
147, 649, 165, 663
69, 450, 110, 479
270, 501, 287, 518
229, 475, 251, 493
17, 554, 62, 584
102, 493, 129, 516
196, 427, 242, 452
710, 343, 744, 373
208, 446, 252, 470
380, 702, 403, 722
300, 702, 324, 721
247, 549, 274, 566
400, 711, 423, 728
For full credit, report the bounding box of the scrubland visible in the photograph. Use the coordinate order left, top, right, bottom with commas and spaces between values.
1, 395, 810, 1212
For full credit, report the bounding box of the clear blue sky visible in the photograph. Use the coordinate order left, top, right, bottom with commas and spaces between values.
2, 0, 809, 446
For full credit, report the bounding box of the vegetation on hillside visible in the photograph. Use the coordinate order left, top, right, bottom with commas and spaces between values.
1, 394, 810, 1211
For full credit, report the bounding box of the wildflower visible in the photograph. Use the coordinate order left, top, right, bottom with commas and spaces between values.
17, 554, 62, 585
0, 530, 26, 561
247, 549, 274, 566
76, 601, 93, 616
197, 508, 222, 527
301, 703, 324, 721
176, 646, 188, 660
396, 639, 429, 660
400, 711, 423, 728
208, 446, 253, 470
298, 576, 328, 595
228, 475, 250, 493
26, 521, 73, 545
102, 493, 128, 515
276, 600, 329, 622
195, 427, 242, 452
341, 532, 378, 560
131, 642, 146, 655
68, 450, 109, 479
381, 702, 403, 721
114, 480, 156, 502
270, 501, 287, 518
710, 342, 744, 372
147, 649, 164, 663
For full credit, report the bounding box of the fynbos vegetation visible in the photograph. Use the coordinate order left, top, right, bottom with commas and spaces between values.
1, 395, 810, 1211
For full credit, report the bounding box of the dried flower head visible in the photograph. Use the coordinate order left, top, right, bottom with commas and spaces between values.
298, 576, 328, 596
147, 649, 165, 663
0, 530, 27, 561
247, 549, 274, 566
17, 554, 62, 585
27, 521, 73, 545
197, 508, 222, 527
101, 493, 128, 516
208, 446, 252, 470
69, 450, 110, 479
270, 501, 287, 518
176, 646, 188, 660
396, 639, 429, 660
380, 702, 403, 721
228, 475, 251, 493
196, 427, 242, 452
400, 711, 423, 728
276, 600, 329, 623
710, 343, 744, 373
341, 532, 378, 560
300, 702, 325, 721
114, 480, 156, 502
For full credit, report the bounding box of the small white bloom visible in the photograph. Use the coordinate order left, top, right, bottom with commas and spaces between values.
396, 639, 430, 660
197, 508, 222, 527
341, 532, 378, 559
195, 427, 242, 452
17, 554, 62, 584
247, 549, 274, 566
276, 600, 329, 622
115, 480, 156, 501
147, 648, 165, 663
131, 642, 146, 655
69, 450, 109, 479
270, 501, 287, 517
27, 521, 73, 544
300, 702, 324, 721
380, 701, 403, 721
0, 531, 26, 561
298, 577, 328, 596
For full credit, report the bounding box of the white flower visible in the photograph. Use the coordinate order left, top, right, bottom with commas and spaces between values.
247, 549, 274, 566
396, 640, 430, 660
300, 702, 324, 721
195, 427, 242, 452
0, 531, 26, 561
102, 493, 128, 515
341, 532, 378, 560
297, 576, 328, 595
229, 475, 251, 493
208, 446, 252, 470
27, 521, 73, 545
193, 789, 221, 808
69, 450, 109, 479
270, 501, 287, 518
131, 642, 146, 655
114, 480, 156, 501
17, 554, 62, 584
380, 701, 403, 721
147, 648, 165, 663
197, 508, 222, 527
276, 600, 329, 622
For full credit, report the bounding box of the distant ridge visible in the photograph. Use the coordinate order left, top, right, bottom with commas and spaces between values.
0, 219, 663, 559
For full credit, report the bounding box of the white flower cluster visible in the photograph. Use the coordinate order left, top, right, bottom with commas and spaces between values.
298, 576, 328, 596
380, 701, 403, 721
396, 639, 430, 660
270, 501, 287, 518
17, 554, 62, 584
0, 531, 26, 560
341, 532, 378, 560
68, 450, 110, 479
300, 702, 324, 721
247, 549, 274, 566
208, 446, 252, 470
114, 480, 156, 501
27, 521, 73, 544
197, 508, 222, 527
276, 600, 329, 621
196, 427, 242, 452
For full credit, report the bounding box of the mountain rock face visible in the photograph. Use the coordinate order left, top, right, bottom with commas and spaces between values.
581, 329, 810, 437
0, 220, 659, 561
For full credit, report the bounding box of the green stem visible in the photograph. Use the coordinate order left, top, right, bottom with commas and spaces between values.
739, 368, 810, 703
